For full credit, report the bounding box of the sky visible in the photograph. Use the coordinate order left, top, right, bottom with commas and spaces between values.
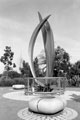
0, 0, 80, 73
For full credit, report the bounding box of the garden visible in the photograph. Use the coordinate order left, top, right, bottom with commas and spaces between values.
0, 46, 80, 88
0, 45, 80, 120
0, 13, 80, 120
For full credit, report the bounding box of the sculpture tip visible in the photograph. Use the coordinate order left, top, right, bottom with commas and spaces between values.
46, 15, 51, 20
38, 11, 40, 14
37, 11, 51, 19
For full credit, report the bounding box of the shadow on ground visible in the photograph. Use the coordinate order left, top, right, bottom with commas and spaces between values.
72, 94, 80, 102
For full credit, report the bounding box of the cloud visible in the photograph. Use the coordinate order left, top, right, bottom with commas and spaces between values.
72, 0, 80, 9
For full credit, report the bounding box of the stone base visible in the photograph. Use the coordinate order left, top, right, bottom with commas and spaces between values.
18, 107, 78, 120
28, 97, 67, 114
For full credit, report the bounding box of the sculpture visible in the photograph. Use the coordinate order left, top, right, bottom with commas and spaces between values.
28, 15, 50, 86
28, 12, 67, 114
28, 12, 55, 86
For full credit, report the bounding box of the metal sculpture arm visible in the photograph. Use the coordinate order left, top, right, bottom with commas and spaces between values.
45, 22, 55, 77
28, 15, 50, 87
38, 12, 47, 47
38, 12, 55, 84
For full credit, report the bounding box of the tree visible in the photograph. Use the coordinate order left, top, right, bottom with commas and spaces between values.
19, 60, 32, 77
69, 61, 80, 79
68, 61, 80, 86
7, 71, 20, 79
74, 61, 80, 75
38, 46, 70, 77
34, 57, 41, 77
53, 46, 70, 77
0, 46, 16, 72
19, 57, 41, 77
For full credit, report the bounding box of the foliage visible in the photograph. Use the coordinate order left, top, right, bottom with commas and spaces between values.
6, 71, 20, 79
68, 61, 80, 87
35, 84, 52, 92
34, 57, 41, 77
2, 70, 20, 78
1, 45, 80, 87
68, 61, 80, 79
19, 60, 32, 77
13, 78, 25, 85
68, 75, 80, 87
19, 57, 41, 77
0, 76, 25, 86
53, 46, 71, 77
0, 74, 2, 77
0, 76, 13, 86
38, 46, 71, 77
73, 61, 80, 75
0, 46, 16, 71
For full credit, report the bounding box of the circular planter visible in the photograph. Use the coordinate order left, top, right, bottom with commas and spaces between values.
12, 84, 25, 90
28, 97, 67, 114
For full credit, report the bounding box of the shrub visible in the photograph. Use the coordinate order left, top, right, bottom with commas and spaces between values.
8, 71, 20, 78
3, 70, 20, 79
13, 78, 25, 85
0, 76, 26, 86
0, 76, 14, 86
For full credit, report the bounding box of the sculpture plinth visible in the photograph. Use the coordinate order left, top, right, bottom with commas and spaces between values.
29, 97, 67, 114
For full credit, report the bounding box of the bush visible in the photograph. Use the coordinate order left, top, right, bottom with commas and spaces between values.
0, 76, 14, 86
13, 78, 25, 85
67, 75, 80, 87
3, 70, 20, 79
8, 71, 20, 78
0, 76, 26, 86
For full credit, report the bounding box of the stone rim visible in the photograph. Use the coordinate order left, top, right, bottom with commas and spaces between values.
17, 107, 78, 120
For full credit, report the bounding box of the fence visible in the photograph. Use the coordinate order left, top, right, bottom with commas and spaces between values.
24, 77, 67, 95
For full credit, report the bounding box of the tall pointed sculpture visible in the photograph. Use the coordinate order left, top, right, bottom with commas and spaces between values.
28, 15, 50, 86
28, 12, 67, 115
28, 12, 55, 86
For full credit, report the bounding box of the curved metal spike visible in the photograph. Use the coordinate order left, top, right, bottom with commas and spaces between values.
45, 23, 55, 77
28, 15, 50, 86
38, 12, 47, 46
38, 12, 55, 84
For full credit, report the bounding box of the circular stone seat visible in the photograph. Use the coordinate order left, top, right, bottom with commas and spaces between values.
28, 97, 67, 114
12, 84, 25, 90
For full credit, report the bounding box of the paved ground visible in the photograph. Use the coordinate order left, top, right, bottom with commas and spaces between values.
0, 87, 80, 120
0, 87, 27, 120
65, 87, 80, 120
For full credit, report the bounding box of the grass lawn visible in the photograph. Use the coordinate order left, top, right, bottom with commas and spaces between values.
0, 87, 80, 120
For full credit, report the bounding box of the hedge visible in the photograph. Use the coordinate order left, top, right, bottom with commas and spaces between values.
0, 76, 26, 86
